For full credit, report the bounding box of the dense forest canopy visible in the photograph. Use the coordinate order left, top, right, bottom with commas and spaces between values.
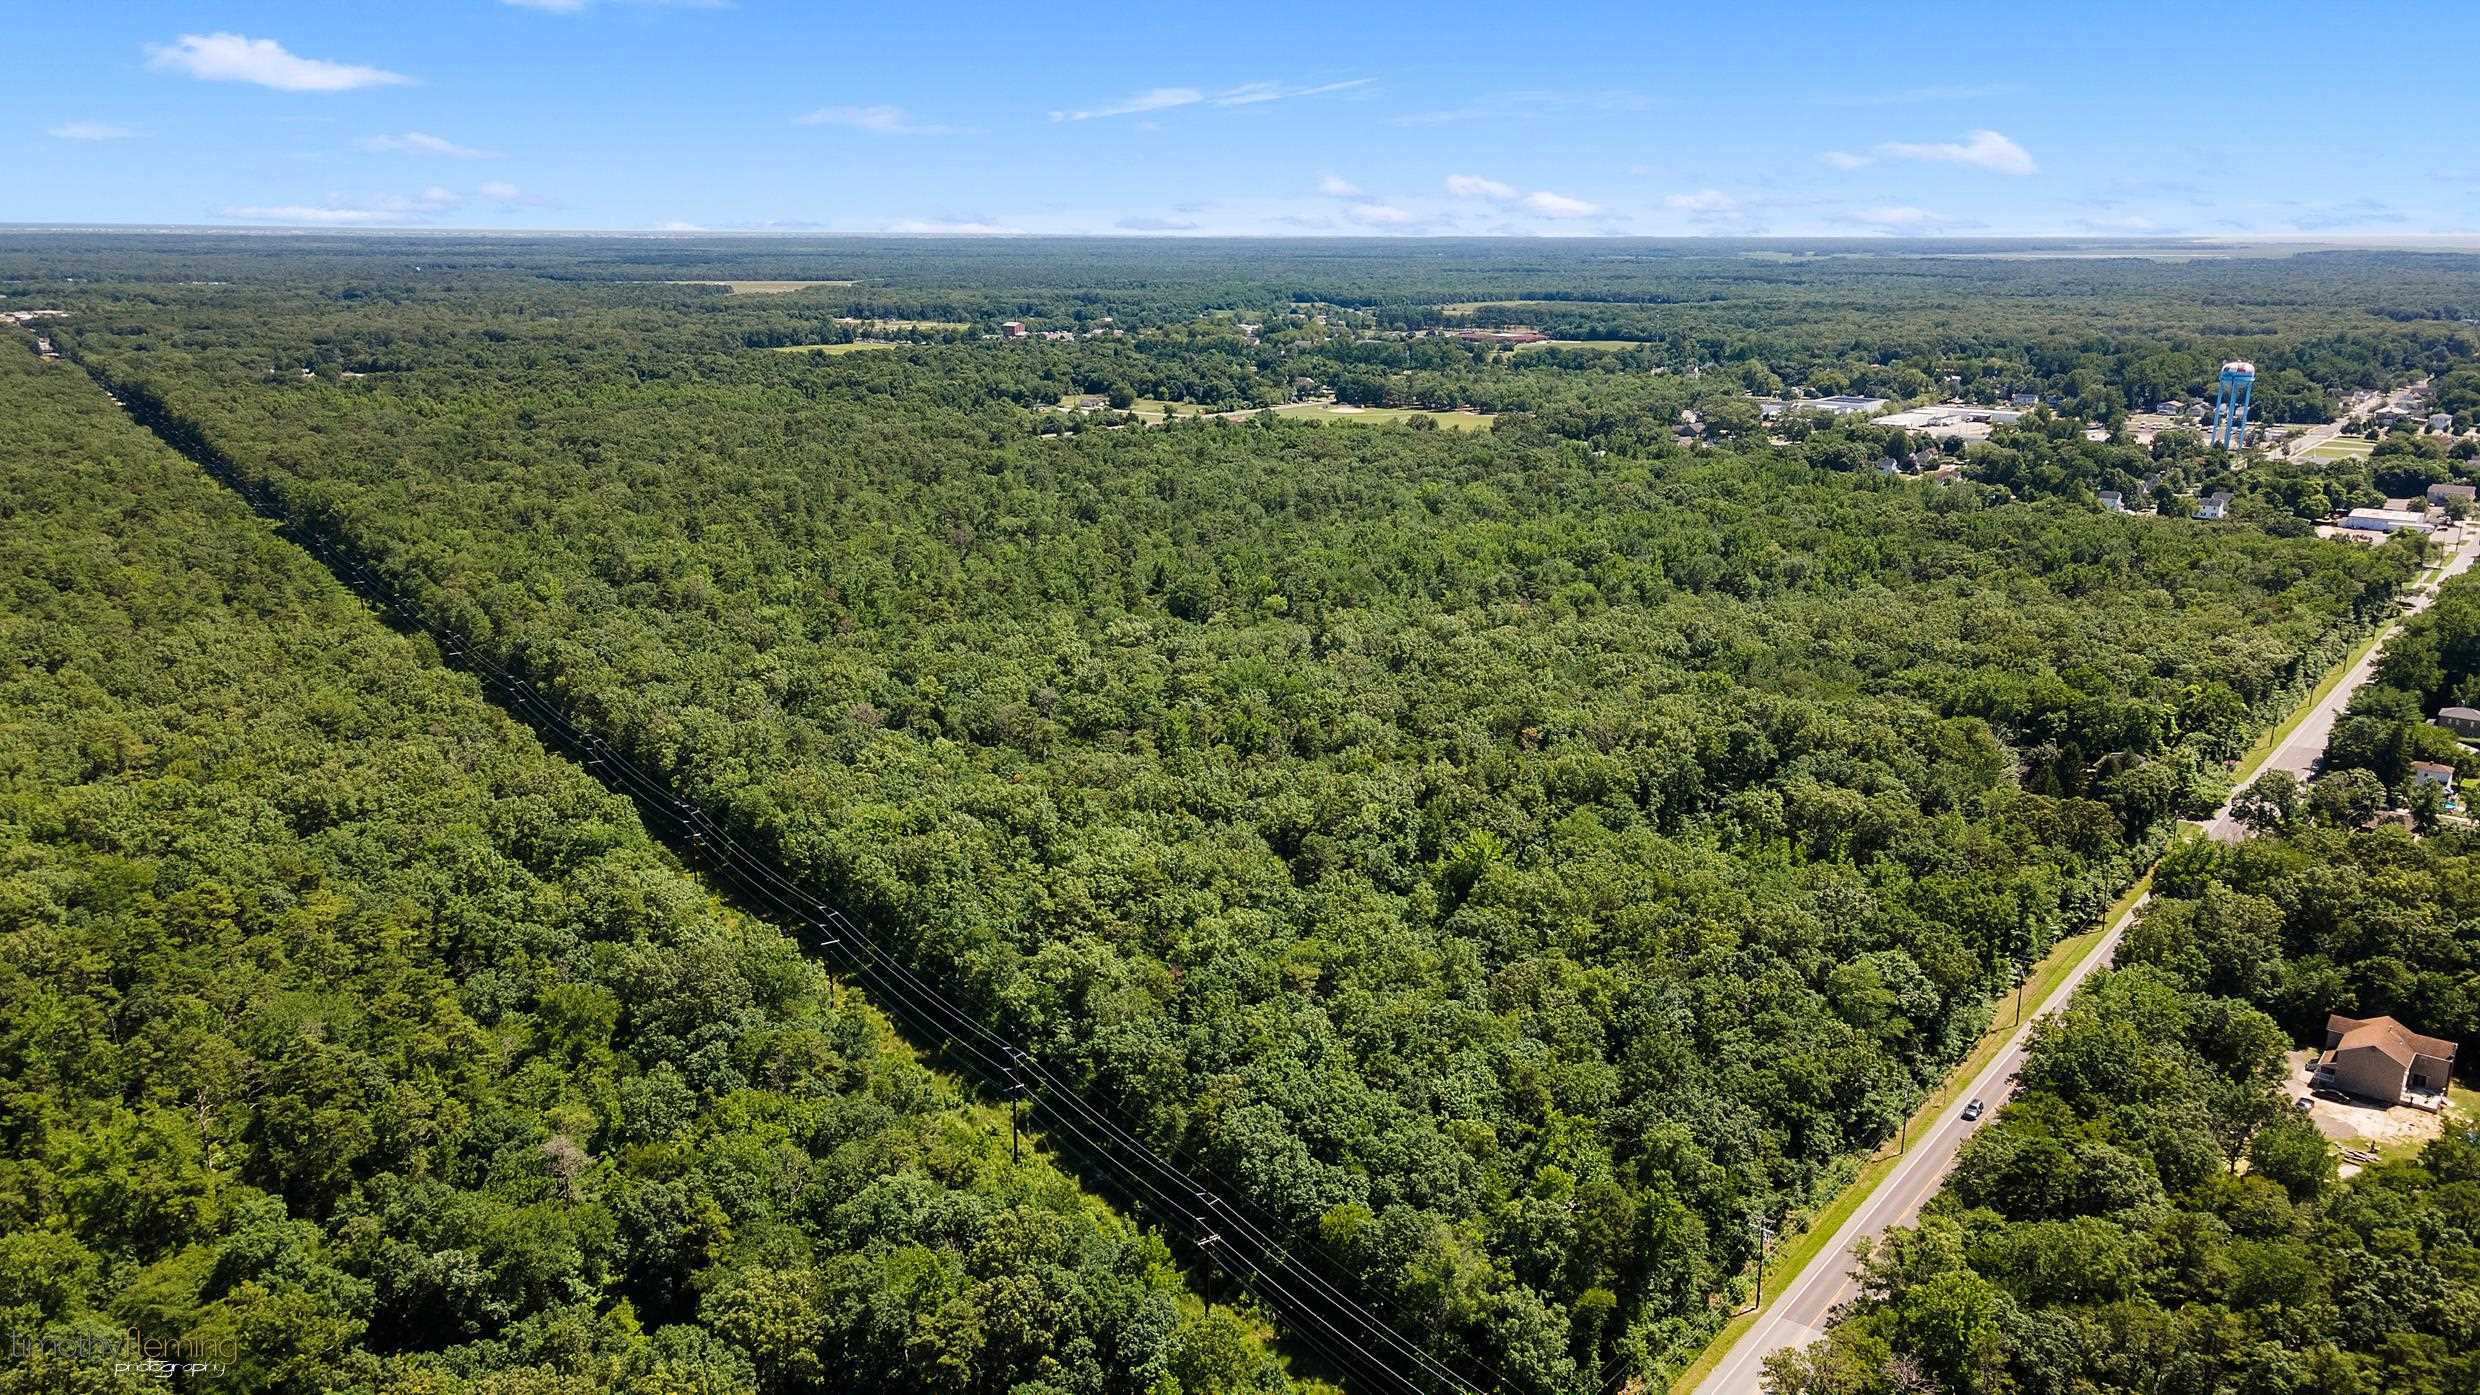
7, 234, 2480, 1392
0, 351, 1286, 1395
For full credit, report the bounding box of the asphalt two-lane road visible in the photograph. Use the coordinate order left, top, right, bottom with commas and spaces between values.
1696, 522, 2479, 1394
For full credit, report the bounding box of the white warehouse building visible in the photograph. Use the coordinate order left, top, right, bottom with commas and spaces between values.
2343, 507, 2434, 535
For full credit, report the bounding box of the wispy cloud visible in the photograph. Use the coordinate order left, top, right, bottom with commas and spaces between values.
885, 218, 1025, 236
359, 131, 497, 158
1664, 189, 1739, 213
1839, 205, 1985, 234
222, 185, 465, 226
1445, 174, 1600, 218
1875, 129, 2036, 175
1116, 215, 1200, 231
2291, 197, 2408, 231
1818, 150, 1873, 170
1209, 77, 1372, 106
1052, 87, 1203, 122
145, 33, 412, 93
1317, 173, 1363, 197
1390, 89, 1648, 128
1813, 82, 2024, 108
1051, 78, 1370, 122
1343, 202, 1416, 227
215, 183, 555, 226
1523, 190, 1598, 218
796, 104, 977, 136
47, 121, 138, 141
1444, 173, 1518, 200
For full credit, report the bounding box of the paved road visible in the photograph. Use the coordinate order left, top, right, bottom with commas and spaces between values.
2197, 523, 2479, 839
1692, 897, 2138, 1395
1697, 521, 2478, 1394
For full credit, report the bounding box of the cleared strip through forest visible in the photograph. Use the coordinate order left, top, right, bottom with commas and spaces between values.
64, 349, 1510, 1395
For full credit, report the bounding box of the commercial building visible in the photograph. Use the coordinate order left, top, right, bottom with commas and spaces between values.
2342, 507, 2434, 535
2429, 483, 2477, 506
1807, 395, 1889, 416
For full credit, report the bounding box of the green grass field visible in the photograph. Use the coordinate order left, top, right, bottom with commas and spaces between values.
1511, 338, 1648, 352
770, 341, 899, 355
1269, 402, 1494, 430
2305, 437, 2378, 460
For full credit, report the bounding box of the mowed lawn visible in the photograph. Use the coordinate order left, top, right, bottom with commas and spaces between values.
2305, 436, 2379, 460
1270, 401, 1494, 430
770, 342, 900, 355
1512, 338, 1649, 352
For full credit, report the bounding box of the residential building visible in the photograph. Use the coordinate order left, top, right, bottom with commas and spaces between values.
2315, 1014, 2456, 1110
2195, 491, 2235, 520
2098, 490, 2126, 512
2429, 483, 2477, 506
2010, 392, 2040, 407
2436, 706, 2480, 738
2434, 413, 2458, 434
2413, 760, 2458, 788
1000, 321, 1027, 338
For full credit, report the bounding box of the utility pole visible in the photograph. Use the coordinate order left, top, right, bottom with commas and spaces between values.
1200, 1231, 1221, 1316
1750, 1219, 1775, 1311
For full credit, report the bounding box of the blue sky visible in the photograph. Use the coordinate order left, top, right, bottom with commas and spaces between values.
9, 1, 2477, 238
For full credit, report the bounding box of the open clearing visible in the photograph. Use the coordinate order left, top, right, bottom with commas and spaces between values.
1512, 338, 1647, 352
1271, 401, 1494, 430
837, 316, 969, 331
669, 279, 856, 294
2304, 436, 2378, 460
770, 342, 899, 355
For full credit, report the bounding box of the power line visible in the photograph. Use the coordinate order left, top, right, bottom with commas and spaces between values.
84, 364, 1500, 1394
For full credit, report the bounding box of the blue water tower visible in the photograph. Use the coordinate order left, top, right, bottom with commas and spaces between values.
2211, 360, 2255, 448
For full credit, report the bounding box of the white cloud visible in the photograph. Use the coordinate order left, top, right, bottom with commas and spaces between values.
1343, 202, 1415, 226
1051, 87, 1204, 122
47, 121, 139, 141
222, 204, 402, 225
795, 104, 974, 136
359, 131, 496, 158
1876, 129, 2036, 175
1523, 190, 1599, 218
1664, 189, 1740, 213
221, 185, 470, 226
1818, 150, 1873, 170
1052, 78, 1370, 122
1445, 174, 1597, 220
1318, 173, 1363, 197
885, 218, 1025, 236
1445, 173, 1519, 200
477, 180, 525, 201
1210, 78, 1372, 106
651, 220, 708, 231
144, 33, 412, 93
1838, 205, 1985, 234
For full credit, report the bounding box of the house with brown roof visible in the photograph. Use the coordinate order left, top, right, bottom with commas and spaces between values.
2315, 1014, 2456, 1111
